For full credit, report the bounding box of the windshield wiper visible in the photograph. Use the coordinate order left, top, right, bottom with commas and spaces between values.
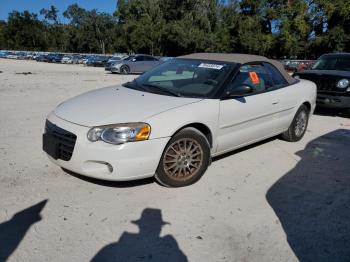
123, 79, 149, 92
142, 83, 182, 97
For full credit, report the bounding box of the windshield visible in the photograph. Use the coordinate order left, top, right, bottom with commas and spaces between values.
312, 55, 350, 71
124, 59, 234, 98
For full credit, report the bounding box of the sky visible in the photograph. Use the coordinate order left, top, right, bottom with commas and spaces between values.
0, 0, 117, 22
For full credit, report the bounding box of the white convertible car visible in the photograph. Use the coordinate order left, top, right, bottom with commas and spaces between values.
43, 53, 316, 187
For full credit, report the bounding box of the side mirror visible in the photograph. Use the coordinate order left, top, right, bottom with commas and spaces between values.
226, 85, 253, 97
132, 58, 137, 62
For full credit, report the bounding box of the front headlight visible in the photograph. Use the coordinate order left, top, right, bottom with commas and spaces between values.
336, 79, 349, 89
87, 123, 151, 145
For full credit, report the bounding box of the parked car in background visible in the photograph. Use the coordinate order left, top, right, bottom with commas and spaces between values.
43, 53, 316, 187
47, 54, 64, 63
78, 55, 89, 64
159, 57, 174, 62
36, 54, 49, 62
294, 53, 350, 111
282, 60, 314, 74
62, 55, 74, 64
0, 51, 8, 58
104, 56, 124, 71
109, 54, 161, 74
71, 55, 82, 64
85, 55, 110, 67
108, 56, 123, 63
6, 52, 20, 59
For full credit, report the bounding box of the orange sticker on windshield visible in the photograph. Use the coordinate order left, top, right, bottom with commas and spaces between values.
249, 72, 260, 85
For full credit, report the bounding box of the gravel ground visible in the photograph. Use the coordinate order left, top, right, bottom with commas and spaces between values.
0, 59, 349, 262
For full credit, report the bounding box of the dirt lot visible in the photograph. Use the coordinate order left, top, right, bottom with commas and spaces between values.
0, 59, 349, 262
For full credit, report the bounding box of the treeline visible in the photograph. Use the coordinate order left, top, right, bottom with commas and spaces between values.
0, 0, 349, 59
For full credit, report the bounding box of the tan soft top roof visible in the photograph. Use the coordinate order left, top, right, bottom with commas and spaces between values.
178, 53, 296, 84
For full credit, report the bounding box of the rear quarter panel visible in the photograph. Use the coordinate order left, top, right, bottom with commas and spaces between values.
275, 79, 316, 133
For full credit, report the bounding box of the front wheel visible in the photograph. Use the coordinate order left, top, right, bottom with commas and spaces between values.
155, 128, 210, 187
120, 65, 130, 74
282, 104, 309, 142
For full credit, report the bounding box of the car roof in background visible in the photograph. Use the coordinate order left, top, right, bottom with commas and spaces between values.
135, 54, 155, 57
321, 53, 350, 57
178, 53, 296, 85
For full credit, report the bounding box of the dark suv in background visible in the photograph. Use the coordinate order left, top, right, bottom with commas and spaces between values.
295, 53, 350, 111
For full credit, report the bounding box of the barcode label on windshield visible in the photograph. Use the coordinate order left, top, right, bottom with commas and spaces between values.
198, 63, 224, 70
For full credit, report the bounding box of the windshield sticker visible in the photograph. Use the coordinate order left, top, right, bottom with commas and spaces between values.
198, 63, 224, 70
249, 72, 260, 85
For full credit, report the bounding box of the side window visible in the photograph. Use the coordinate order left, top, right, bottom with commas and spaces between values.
263, 63, 288, 87
135, 56, 144, 62
144, 56, 157, 61
231, 64, 274, 93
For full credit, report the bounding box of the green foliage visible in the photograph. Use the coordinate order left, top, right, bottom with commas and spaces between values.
0, 1, 349, 58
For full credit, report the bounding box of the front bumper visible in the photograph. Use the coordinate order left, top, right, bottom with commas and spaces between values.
110, 67, 120, 73
316, 93, 350, 109
44, 113, 170, 181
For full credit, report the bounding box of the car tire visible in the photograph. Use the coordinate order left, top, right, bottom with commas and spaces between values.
120, 65, 130, 74
282, 104, 309, 142
155, 127, 210, 187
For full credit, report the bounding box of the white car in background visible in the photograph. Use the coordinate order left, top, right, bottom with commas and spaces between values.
62, 55, 73, 64
43, 53, 316, 187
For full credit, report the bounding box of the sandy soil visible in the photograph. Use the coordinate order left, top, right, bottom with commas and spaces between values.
0, 59, 349, 262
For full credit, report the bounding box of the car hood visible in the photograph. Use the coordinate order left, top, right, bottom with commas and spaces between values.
54, 85, 202, 127
297, 69, 350, 77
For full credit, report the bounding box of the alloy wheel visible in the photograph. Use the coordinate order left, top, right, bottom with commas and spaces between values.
163, 138, 204, 181
294, 110, 307, 137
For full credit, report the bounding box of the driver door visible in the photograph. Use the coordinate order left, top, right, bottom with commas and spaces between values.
132, 56, 146, 72
217, 64, 280, 153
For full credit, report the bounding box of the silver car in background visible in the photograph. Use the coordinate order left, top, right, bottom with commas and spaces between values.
108, 54, 162, 74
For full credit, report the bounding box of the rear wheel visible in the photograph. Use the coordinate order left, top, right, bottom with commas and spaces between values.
120, 65, 130, 74
282, 104, 309, 142
155, 128, 210, 187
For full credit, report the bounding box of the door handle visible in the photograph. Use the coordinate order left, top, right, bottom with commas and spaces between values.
272, 101, 279, 105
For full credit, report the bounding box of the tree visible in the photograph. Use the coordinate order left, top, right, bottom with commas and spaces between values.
0, 1, 349, 57
63, 4, 116, 53
0, 20, 6, 49
4, 11, 47, 50
40, 5, 59, 24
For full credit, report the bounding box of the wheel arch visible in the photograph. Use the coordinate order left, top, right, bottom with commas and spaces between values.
302, 101, 311, 113
120, 64, 130, 72
171, 122, 213, 148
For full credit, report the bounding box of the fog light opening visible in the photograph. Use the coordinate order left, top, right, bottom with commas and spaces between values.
83, 161, 114, 174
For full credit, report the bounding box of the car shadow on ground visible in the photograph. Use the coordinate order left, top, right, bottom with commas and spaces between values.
62, 168, 155, 188
266, 129, 350, 261
0, 200, 48, 261
91, 208, 188, 262
212, 136, 278, 162
106, 72, 140, 76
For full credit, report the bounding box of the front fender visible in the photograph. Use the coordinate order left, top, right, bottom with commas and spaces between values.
144, 99, 220, 153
